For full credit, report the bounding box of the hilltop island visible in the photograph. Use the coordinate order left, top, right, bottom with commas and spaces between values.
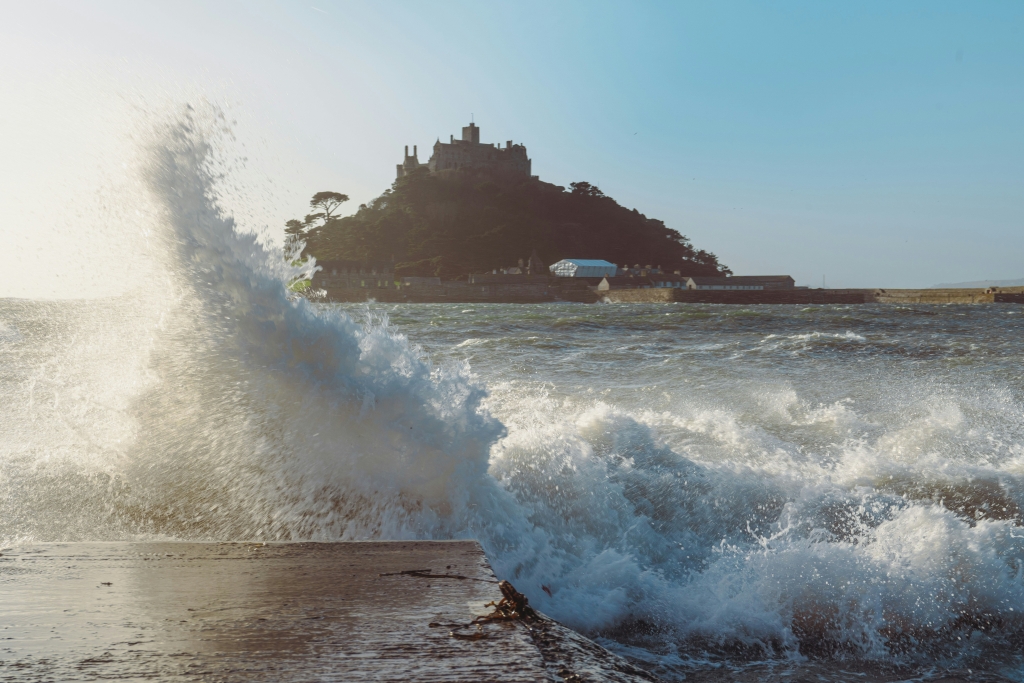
286, 122, 730, 302
286, 122, 1024, 306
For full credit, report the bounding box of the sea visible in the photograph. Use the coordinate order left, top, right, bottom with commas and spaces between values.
2, 113, 1023, 682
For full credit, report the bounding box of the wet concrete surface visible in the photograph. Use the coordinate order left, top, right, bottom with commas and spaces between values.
0, 541, 655, 682
4, 542, 1002, 683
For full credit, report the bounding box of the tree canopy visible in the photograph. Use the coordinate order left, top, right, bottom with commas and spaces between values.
295, 169, 728, 279
306, 191, 349, 226
285, 191, 350, 257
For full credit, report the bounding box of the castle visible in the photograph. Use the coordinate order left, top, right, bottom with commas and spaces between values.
397, 122, 532, 179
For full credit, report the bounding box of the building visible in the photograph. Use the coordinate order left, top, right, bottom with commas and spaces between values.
312, 260, 395, 291
685, 276, 794, 291
686, 277, 762, 291
549, 259, 619, 278
397, 122, 532, 179
469, 250, 547, 281
620, 264, 665, 277
593, 274, 797, 292
732, 276, 795, 289
397, 145, 426, 178
594, 274, 688, 290
648, 274, 690, 289
596, 277, 642, 291
399, 275, 553, 303
468, 273, 549, 285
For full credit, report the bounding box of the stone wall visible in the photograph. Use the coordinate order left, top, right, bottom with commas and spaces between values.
602, 289, 870, 304
871, 287, 1024, 304
603, 288, 1024, 305
601, 288, 677, 303
551, 280, 601, 303
315, 280, 555, 304
310, 285, 1024, 306
871, 289, 995, 304
404, 280, 553, 303
677, 289, 872, 304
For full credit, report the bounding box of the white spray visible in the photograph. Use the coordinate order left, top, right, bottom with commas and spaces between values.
3, 109, 1024, 676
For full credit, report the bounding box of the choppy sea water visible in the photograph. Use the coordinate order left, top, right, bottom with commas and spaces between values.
2, 112, 1024, 682
341, 302, 1024, 681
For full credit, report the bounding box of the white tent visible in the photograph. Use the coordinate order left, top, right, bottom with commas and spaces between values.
549, 259, 618, 278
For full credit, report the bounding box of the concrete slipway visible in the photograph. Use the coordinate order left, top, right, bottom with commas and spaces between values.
0, 541, 658, 682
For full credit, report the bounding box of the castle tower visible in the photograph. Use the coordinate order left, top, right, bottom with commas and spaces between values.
410, 121, 533, 178
396, 145, 424, 179
461, 122, 480, 144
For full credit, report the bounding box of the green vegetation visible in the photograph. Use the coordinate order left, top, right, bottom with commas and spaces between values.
285, 191, 350, 252
289, 169, 728, 279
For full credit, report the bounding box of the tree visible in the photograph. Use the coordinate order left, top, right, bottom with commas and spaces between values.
287, 170, 728, 277
284, 219, 307, 239
306, 191, 350, 227
286, 192, 350, 259
569, 181, 604, 198
281, 219, 304, 254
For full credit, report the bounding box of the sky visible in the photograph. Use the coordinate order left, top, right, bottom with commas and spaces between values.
1, 1, 1022, 295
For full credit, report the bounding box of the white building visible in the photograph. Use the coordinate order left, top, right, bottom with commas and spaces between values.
685, 277, 763, 290
549, 259, 618, 278
685, 276, 795, 290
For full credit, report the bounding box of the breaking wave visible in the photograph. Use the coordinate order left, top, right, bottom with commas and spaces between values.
3, 108, 1024, 679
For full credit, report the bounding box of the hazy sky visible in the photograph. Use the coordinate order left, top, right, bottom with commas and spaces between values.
2, 1, 1023, 294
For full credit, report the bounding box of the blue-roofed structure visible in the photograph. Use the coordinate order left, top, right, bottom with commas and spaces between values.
549, 259, 618, 278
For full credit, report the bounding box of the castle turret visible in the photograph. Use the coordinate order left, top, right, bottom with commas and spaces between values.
461, 122, 480, 144
397, 144, 425, 179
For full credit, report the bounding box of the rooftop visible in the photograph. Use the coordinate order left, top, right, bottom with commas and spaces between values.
555, 259, 617, 267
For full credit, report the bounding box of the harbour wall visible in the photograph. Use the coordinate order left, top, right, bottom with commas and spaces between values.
602, 289, 871, 304
603, 287, 1024, 305
317, 280, 555, 304
874, 287, 1024, 304
311, 284, 1024, 306
873, 288, 994, 304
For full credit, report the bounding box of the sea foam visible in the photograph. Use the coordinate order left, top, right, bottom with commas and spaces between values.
2, 108, 1023, 678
